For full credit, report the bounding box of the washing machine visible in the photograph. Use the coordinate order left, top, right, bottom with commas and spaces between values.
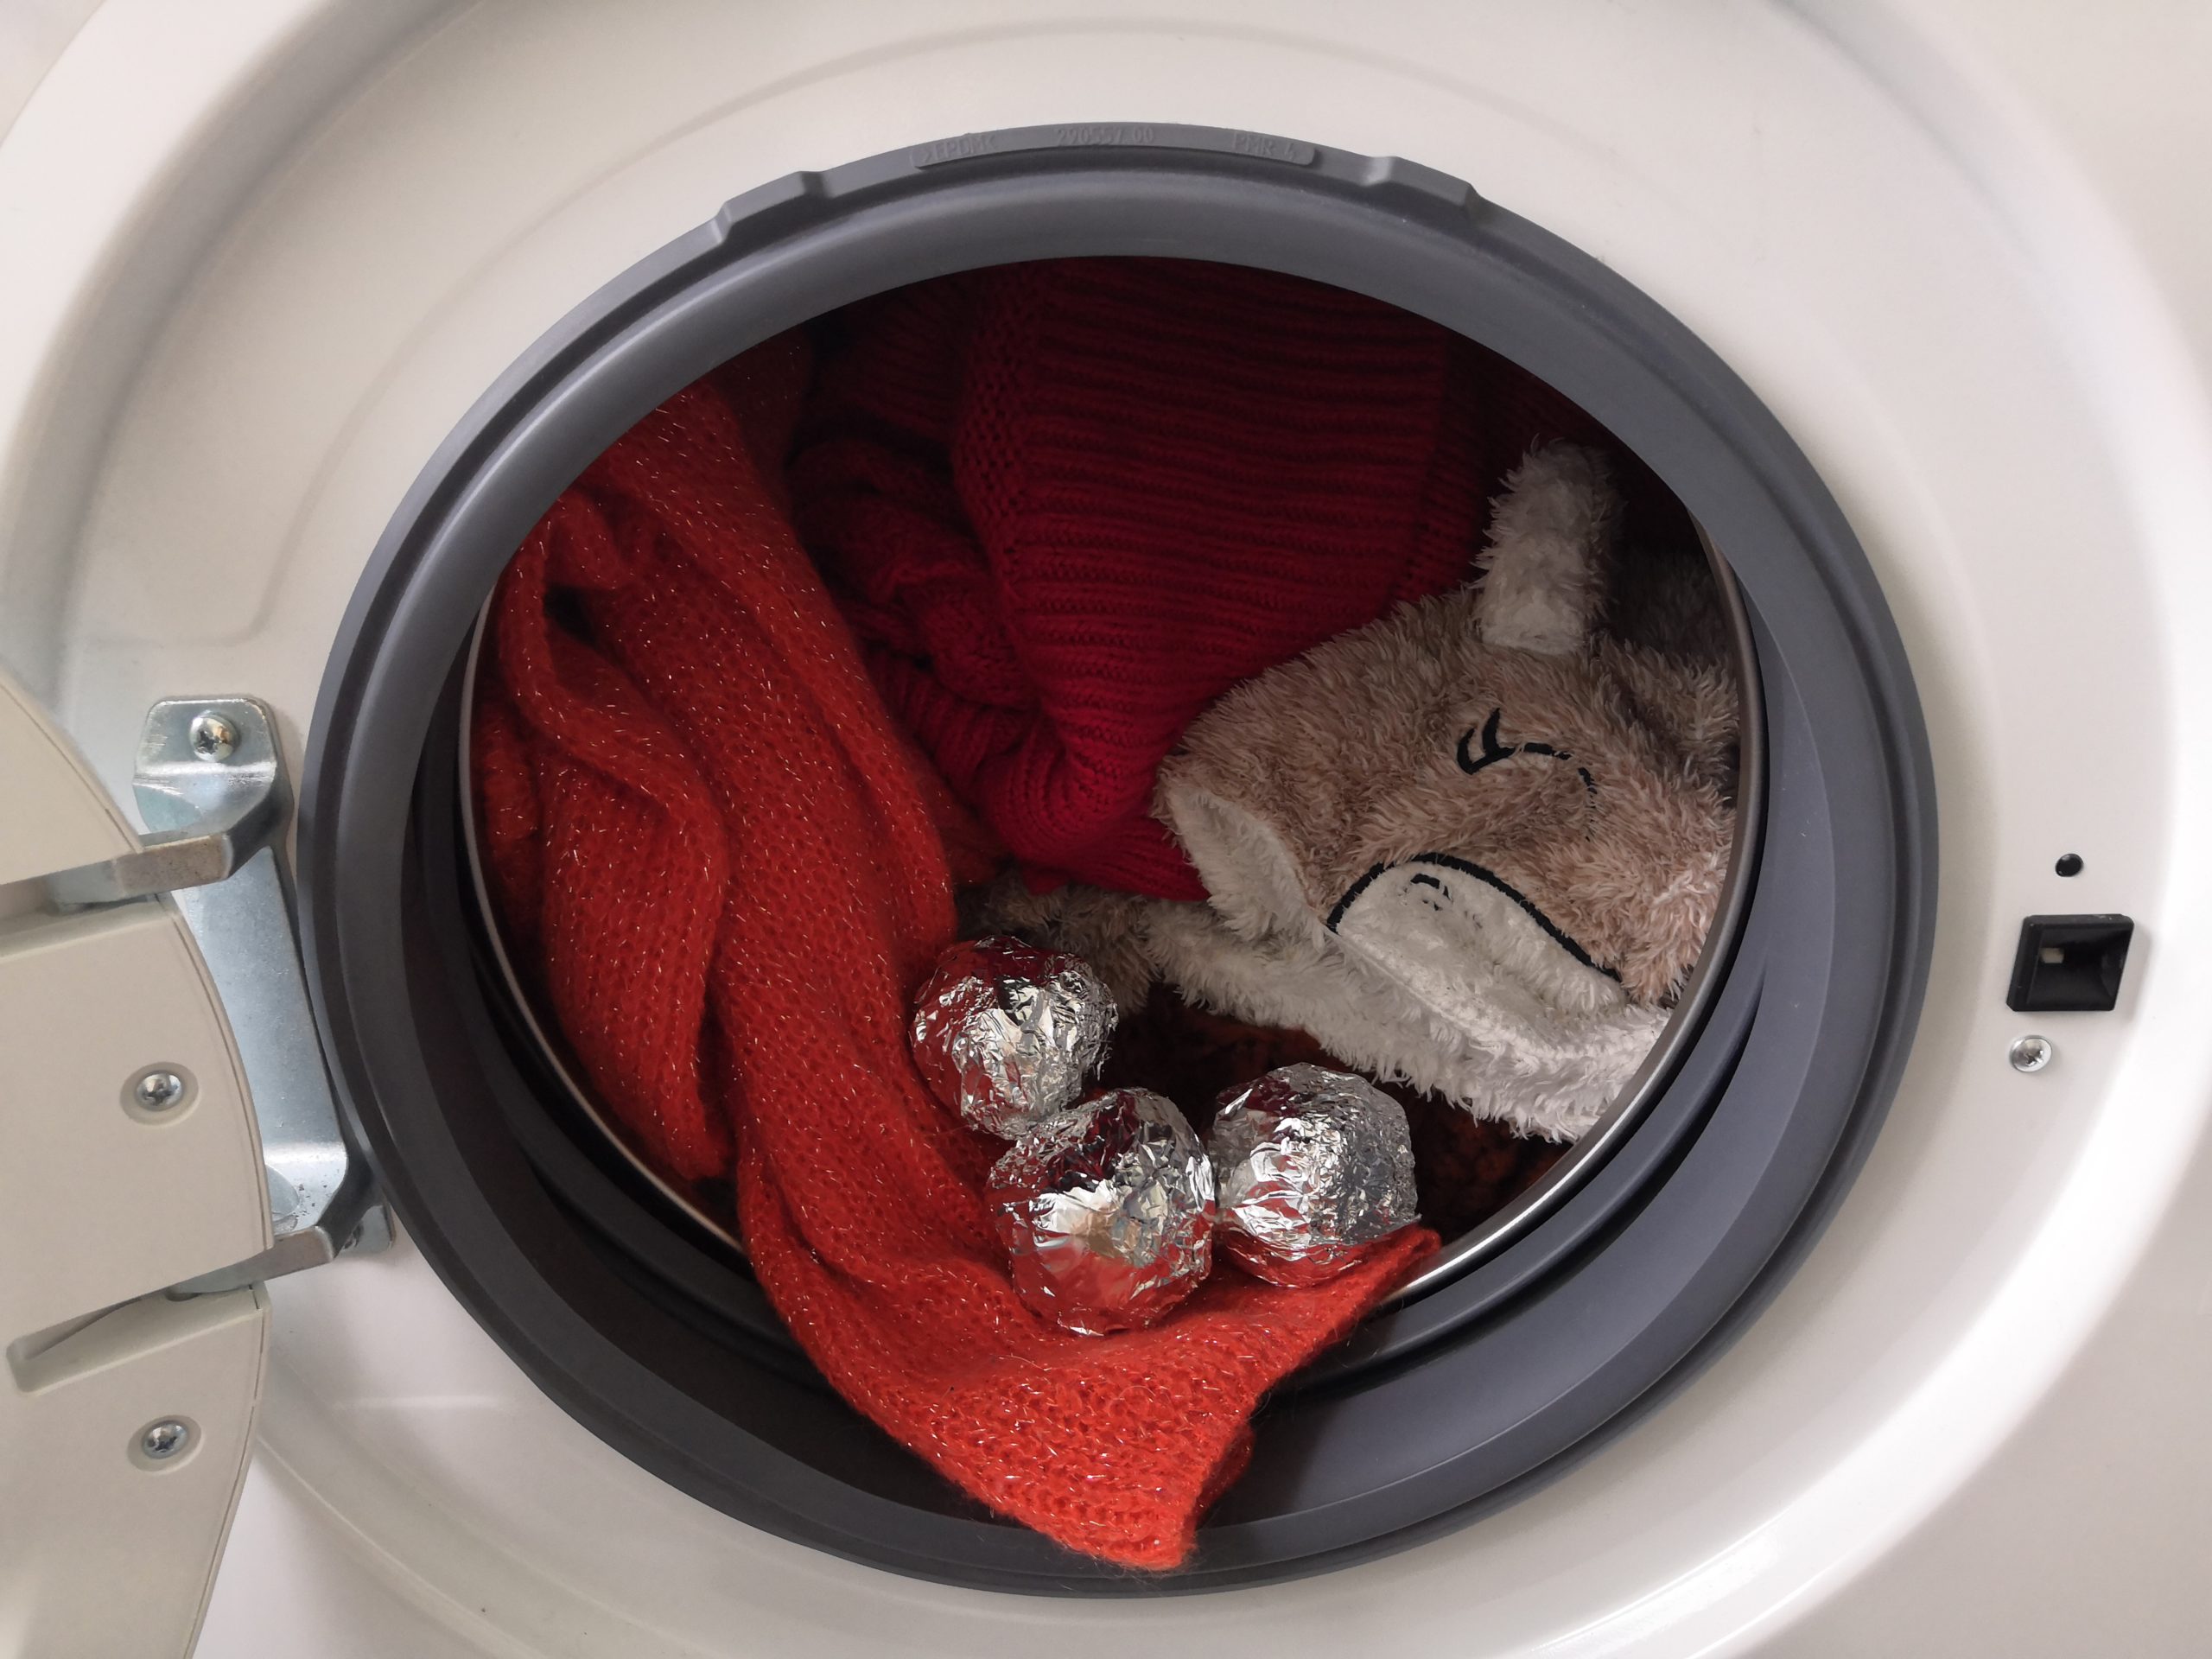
3, 2, 2210, 1654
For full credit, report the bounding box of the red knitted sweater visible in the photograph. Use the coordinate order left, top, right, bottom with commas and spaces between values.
791, 257, 1601, 899
473, 361, 1433, 1568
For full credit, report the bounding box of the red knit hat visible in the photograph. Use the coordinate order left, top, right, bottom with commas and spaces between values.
791, 257, 1605, 900
474, 360, 1434, 1568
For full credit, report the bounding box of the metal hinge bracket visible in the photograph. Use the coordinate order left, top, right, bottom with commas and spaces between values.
41, 698, 387, 1292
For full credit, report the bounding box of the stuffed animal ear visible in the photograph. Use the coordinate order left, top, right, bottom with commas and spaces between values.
1474, 443, 1618, 657
1157, 779, 1317, 943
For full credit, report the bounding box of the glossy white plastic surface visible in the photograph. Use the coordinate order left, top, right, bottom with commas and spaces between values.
0, 663, 271, 1656
0, 900, 270, 1339
2, 1, 2207, 1654
4, 1287, 269, 1659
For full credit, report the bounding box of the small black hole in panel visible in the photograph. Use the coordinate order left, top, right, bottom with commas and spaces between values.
2055, 853, 2084, 878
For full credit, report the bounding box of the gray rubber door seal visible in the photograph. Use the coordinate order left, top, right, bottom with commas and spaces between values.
299, 125, 1936, 1592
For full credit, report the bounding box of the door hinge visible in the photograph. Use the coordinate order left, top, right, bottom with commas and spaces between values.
41, 697, 388, 1293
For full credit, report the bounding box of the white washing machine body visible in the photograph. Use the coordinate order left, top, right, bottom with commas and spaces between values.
1, 3, 2209, 1655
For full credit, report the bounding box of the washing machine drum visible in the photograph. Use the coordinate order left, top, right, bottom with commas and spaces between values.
296, 128, 1933, 1591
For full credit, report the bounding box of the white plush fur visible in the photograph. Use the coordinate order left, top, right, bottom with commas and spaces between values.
1167, 785, 1312, 944
978, 874, 1658, 1140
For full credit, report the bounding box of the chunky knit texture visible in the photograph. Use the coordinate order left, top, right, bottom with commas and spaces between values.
473, 359, 1433, 1569
792, 257, 1605, 899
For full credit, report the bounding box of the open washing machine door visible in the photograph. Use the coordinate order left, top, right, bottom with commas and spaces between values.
0, 679, 383, 1656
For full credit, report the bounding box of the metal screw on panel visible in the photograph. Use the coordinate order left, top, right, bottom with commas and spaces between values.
188, 710, 238, 761
131, 1068, 188, 1113
138, 1420, 191, 1461
2009, 1035, 2054, 1074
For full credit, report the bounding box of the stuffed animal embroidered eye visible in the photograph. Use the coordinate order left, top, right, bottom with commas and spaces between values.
1456, 708, 1597, 802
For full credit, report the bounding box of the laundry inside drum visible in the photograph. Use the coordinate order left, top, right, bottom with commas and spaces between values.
456, 254, 1753, 1557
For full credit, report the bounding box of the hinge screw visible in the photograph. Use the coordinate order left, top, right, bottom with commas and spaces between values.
138, 1420, 191, 1461
188, 711, 238, 761
131, 1068, 188, 1112
2009, 1034, 2054, 1073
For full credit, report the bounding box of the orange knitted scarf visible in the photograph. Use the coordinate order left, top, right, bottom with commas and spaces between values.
471, 359, 1433, 1567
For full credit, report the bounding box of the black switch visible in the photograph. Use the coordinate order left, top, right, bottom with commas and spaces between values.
2006, 914, 2134, 1013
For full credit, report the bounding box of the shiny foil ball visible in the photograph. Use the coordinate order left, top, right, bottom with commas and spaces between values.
1209, 1064, 1419, 1287
987, 1087, 1217, 1335
910, 937, 1118, 1138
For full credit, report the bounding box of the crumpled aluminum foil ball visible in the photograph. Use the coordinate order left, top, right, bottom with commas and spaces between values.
987, 1087, 1217, 1336
910, 937, 1118, 1139
1209, 1063, 1419, 1287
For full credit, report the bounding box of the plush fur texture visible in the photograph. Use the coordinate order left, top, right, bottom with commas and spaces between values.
981, 446, 1738, 1141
